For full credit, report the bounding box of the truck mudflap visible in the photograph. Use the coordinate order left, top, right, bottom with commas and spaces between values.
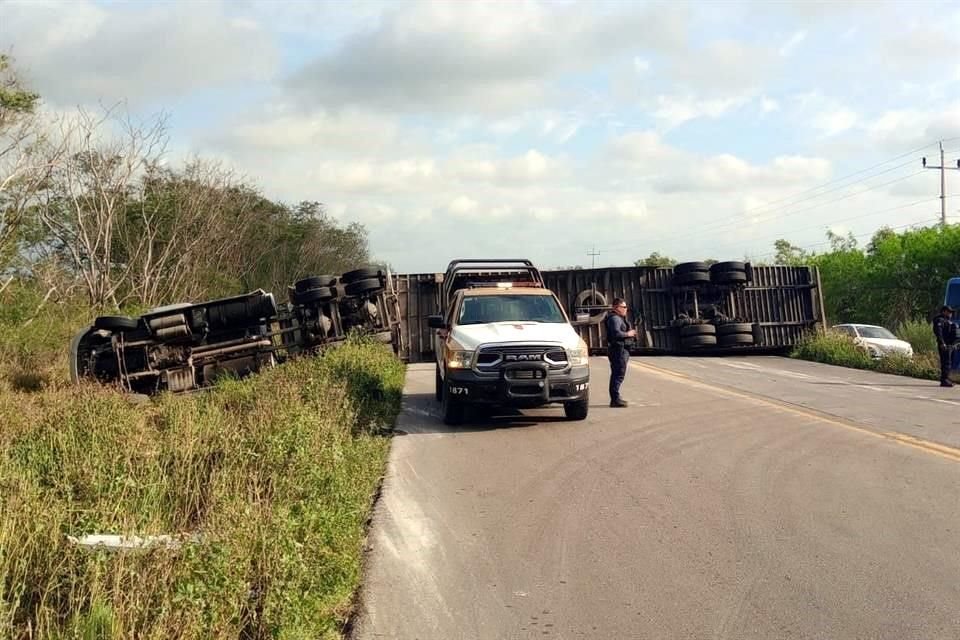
445, 364, 589, 405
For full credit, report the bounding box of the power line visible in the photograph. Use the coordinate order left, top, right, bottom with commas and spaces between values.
602, 147, 937, 255
748, 218, 942, 261
671, 197, 937, 260
605, 168, 927, 257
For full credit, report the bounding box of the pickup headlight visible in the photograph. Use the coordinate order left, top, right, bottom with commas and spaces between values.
568, 347, 589, 367
446, 350, 474, 369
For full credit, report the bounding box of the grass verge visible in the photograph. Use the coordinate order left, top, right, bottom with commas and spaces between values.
791, 330, 956, 382
0, 335, 404, 639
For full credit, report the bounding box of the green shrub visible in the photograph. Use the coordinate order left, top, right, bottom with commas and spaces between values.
790, 330, 874, 369
0, 337, 405, 639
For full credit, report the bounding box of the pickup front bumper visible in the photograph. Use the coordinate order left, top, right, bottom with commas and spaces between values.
445, 363, 589, 407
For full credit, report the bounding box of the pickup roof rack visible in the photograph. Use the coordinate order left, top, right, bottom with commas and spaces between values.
441, 259, 545, 307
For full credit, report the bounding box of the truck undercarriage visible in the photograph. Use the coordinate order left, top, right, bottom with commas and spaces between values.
70, 267, 402, 394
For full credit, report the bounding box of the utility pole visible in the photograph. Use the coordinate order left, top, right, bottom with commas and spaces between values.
587, 246, 601, 270
922, 141, 960, 226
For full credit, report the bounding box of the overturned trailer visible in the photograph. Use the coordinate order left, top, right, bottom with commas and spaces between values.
71, 267, 403, 394
392, 261, 825, 362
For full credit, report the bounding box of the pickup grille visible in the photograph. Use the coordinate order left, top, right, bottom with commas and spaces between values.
476, 345, 568, 371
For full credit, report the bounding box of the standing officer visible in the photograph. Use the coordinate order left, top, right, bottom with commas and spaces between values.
933, 305, 957, 388
605, 297, 636, 407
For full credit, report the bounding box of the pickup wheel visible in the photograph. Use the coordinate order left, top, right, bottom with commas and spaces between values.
435, 364, 443, 401
564, 395, 589, 420
441, 381, 465, 426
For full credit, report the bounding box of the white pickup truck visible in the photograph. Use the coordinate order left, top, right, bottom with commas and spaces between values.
428, 259, 590, 425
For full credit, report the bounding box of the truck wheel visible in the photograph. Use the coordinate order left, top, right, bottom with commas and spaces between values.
435, 364, 443, 402
94, 315, 139, 331
342, 266, 383, 284
681, 335, 717, 348
716, 322, 754, 335
293, 287, 335, 304
442, 383, 465, 426
295, 275, 336, 292
674, 261, 709, 275
564, 396, 589, 420
673, 271, 711, 286
712, 270, 748, 285
710, 261, 746, 273
344, 278, 383, 297
680, 323, 716, 337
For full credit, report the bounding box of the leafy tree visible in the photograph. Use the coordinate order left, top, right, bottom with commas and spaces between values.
772, 239, 811, 266
635, 251, 677, 267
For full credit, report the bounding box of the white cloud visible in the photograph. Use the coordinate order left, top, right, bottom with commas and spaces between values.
449, 196, 479, 217
1, 0, 278, 106
813, 107, 859, 137
778, 30, 807, 57
651, 93, 754, 130
761, 96, 780, 113
286, 0, 688, 112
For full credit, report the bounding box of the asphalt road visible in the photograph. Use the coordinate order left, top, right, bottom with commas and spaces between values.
352, 357, 960, 640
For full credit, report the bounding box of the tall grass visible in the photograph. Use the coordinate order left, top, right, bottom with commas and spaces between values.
791, 329, 945, 381
895, 319, 938, 355
0, 281, 405, 639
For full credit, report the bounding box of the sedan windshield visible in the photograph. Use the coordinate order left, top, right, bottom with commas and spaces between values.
458, 294, 566, 324
857, 326, 896, 339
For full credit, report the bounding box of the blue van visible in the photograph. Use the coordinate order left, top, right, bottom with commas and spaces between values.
947, 277, 960, 371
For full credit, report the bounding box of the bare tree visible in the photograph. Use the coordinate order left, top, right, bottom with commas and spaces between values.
34, 105, 168, 308
0, 54, 50, 265
118, 159, 262, 306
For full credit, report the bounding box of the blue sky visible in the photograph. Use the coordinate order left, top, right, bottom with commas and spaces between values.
2, 0, 959, 272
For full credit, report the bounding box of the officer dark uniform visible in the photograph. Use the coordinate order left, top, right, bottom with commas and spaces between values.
605, 298, 634, 407
933, 305, 957, 387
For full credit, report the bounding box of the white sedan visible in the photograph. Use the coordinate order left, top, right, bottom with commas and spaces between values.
832, 323, 914, 358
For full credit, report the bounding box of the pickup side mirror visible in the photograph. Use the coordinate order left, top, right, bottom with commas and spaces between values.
427, 315, 446, 329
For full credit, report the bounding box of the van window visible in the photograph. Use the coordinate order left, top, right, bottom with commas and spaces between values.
947, 282, 960, 309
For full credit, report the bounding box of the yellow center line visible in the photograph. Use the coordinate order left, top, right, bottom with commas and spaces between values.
629, 360, 960, 464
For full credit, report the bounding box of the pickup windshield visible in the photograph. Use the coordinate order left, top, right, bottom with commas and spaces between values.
458, 294, 566, 325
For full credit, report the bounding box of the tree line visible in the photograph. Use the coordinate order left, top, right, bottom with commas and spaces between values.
0, 55, 370, 311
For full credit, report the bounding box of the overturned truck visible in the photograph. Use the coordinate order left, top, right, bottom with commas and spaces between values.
70, 267, 402, 394
392, 261, 826, 361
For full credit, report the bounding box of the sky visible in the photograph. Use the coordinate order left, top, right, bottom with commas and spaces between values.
2, 0, 959, 273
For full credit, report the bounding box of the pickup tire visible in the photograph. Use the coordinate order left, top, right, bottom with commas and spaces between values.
441, 381, 465, 426
435, 364, 443, 401
564, 395, 589, 420
344, 278, 383, 297
94, 315, 139, 331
